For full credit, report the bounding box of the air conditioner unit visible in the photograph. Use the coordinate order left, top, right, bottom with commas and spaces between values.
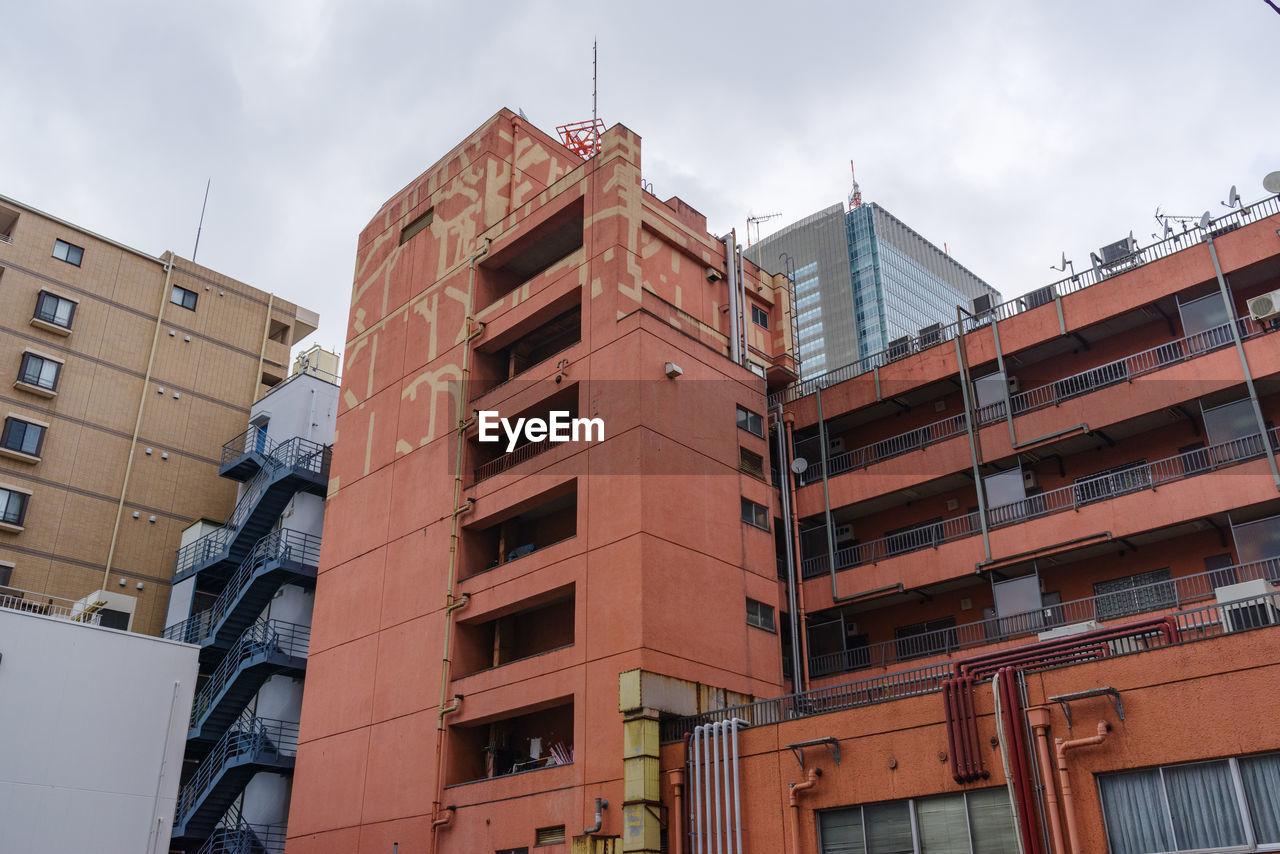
971, 294, 994, 316
834, 524, 855, 544
1023, 285, 1056, 310
917, 323, 943, 349
1216, 579, 1280, 632
1006, 376, 1020, 394
828, 436, 845, 454
1247, 289, 1280, 322
886, 336, 912, 361
1099, 237, 1135, 265
1022, 470, 1038, 490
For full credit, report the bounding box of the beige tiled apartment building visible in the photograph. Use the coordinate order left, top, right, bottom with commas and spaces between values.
0, 195, 318, 635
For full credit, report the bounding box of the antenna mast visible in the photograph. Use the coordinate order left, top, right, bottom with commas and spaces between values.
192, 178, 211, 261
848, 161, 862, 211
557, 40, 604, 159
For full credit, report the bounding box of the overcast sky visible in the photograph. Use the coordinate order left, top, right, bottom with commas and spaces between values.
3, 1, 1277, 364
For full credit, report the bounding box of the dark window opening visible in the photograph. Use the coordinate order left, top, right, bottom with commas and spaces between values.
448, 700, 574, 783
52, 239, 83, 266
400, 208, 434, 245
742, 498, 770, 530
0, 205, 17, 241
170, 285, 198, 311
0, 487, 30, 527
33, 291, 76, 330
737, 405, 764, 437
471, 303, 582, 398
2, 418, 46, 458
454, 587, 575, 678
18, 352, 61, 392
267, 319, 291, 344
464, 482, 578, 575
476, 198, 584, 308
739, 447, 765, 480
746, 597, 775, 631
751, 304, 769, 329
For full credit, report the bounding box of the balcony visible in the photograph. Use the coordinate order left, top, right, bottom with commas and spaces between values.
796, 316, 1266, 487
807, 557, 1279, 678
463, 485, 577, 577
469, 383, 579, 485
470, 303, 581, 402
453, 588, 574, 678
773, 194, 1280, 406
799, 427, 1280, 580
219, 425, 274, 481
447, 700, 574, 784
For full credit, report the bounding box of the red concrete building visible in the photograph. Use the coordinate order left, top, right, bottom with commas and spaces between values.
289, 109, 1280, 854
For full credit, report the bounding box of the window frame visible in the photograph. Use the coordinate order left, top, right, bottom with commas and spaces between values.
751, 304, 770, 329
1, 415, 48, 460
741, 497, 770, 531
817, 787, 1017, 854
739, 446, 766, 480
170, 284, 198, 311
737, 405, 764, 438
16, 350, 63, 395
32, 290, 78, 333
52, 238, 84, 267
0, 484, 32, 529
746, 597, 776, 632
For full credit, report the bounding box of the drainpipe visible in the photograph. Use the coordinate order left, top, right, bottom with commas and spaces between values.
788, 767, 822, 854
103, 255, 175, 590
954, 312, 992, 563
725, 232, 741, 364
584, 797, 608, 835
1055, 720, 1111, 854
671, 765, 686, 854
773, 403, 805, 691
783, 416, 811, 689
431, 805, 456, 830
430, 239, 489, 850
736, 239, 748, 363
1206, 235, 1280, 490
1026, 707, 1066, 854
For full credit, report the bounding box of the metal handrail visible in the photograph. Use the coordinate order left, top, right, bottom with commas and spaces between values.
196, 814, 286, 854
774, 194, 1280, 406
800, 428, 1280, 577
166, 529, 322, 646
474, 437, 553, 482
189, 620, 310, 727
175, 436, 328, 575
796, 316, 1264, 485
221, 425, 277, 467
0, 587, 104, 624
808, 557, 1280, 677
176, 714, 299, 825
666, 587, 1280, 741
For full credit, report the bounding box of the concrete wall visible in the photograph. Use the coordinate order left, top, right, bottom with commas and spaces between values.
0, 607, 198, 853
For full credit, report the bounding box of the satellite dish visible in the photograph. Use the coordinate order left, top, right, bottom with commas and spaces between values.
1198, 211, 1213, 230
1222, 185, 1241, 208
1264, 171, 1280, 194
790, 457, 809, 474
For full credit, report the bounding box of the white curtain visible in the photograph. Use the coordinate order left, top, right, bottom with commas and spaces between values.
1240, 753, 1280, 843
1099, 769, 1173, 854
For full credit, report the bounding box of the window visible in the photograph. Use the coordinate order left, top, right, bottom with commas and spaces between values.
751, 304, 769, 328
739, 447, 765, 479
52, 239, 83, 266
17, 352, 62, 393
400, 208, 434, 245
0, 561, 12, 587
0, 486, 30, 528
170, 285, 198, 311
1100, 753, 1280, 853
741, 498, 770, 530
535, 825, 566, 846
1, 417, 46, 458
1203, 398, 1260, 446
737, 405, 764, 438
1093, 568, 1175, 620
819, 787, 1016, 854
33, 291, 77, 331
746, 598, 775, 631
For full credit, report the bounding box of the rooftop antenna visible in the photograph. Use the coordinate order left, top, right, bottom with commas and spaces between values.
556, 39, 604, 159
746, 212, 782, 248
192, 178, 210, 262
848, 161, 863, 211
1050, 251, 1076, 278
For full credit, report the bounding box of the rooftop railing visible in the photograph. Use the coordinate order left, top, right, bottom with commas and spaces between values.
220, 425, 276, 468
796, 316, 1265, 486
808, 557, 1279, 677
0, 587, 104, 625
773, 194, 1280, 406
800, 427, 1280, 579
664, 586, 1280, 741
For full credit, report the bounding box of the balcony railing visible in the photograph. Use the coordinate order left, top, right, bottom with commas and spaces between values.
796, 316, 1265, 486
0, 587, 104, 624
176, 714, 299, 825
800, 427, 1280, 579
189, 619, 310, 727
473, 437, 552, 483
220, 425, 276, 467
196, 806, 285, 854
665, 586, 1280, 742
775, 195, 1280, 406
808, 557, 1280, 677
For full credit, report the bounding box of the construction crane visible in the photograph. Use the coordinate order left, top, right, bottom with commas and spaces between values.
746, 212, 782, 248
848, 161, 862, 211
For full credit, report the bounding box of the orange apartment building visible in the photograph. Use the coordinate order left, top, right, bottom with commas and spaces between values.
291, 109, 1280, 854
0, 195, 318, 635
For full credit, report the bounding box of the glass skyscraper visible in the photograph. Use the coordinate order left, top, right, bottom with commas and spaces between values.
755, 202, 1000, 379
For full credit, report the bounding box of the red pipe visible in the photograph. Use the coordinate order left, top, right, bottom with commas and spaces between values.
962, 675, 988, 780
1056, 720, 1111, 853
998, 668, 1043, 854
789, 767, 822, 854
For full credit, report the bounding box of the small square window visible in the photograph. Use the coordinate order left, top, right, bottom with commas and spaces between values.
746, 597, 775, 631
171, 285, 198, 311
17, 353, 62, 393
739, 447, 765, 480
751, 304, 769, 329
400, 208, 435, 245
1, 418, 46, 459
33, 291, 77, 331
0, 487, 29, 528
736, 405, 764, 438
52, 239, 84, 267
741, 497, 770, 530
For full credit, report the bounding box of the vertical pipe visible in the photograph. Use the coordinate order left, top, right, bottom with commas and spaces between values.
1055, 721, 1111, 854
954, 312, 992, 562
730, 720, 744, 854
783, 418, 812, 688
725, 235, 741, 365
815, 388, 842, 602
991, 672, 1028, 854
1206, 235, 1280, 489
773, 405, 805, 691
1027, 709, 1067, 854
692, 727, 703, 854
737, 241, 748, 364
711, 721, 723, 854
